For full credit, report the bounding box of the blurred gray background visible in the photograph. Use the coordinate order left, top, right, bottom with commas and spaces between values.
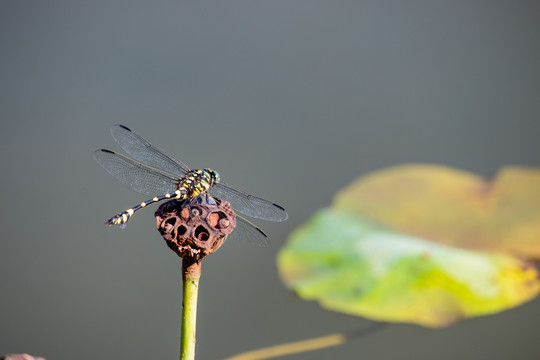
1, 1, 540, 359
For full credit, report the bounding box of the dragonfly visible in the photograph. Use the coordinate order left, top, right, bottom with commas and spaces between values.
93, 125, 288, 247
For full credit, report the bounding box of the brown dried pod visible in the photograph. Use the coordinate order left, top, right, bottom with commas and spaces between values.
155, 196, 236, 262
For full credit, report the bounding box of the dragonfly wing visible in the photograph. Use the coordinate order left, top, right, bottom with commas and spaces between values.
94, 149, 178, 197
228, 215, 270, 247
211, 182, 288, 222
110, 125, 190, 178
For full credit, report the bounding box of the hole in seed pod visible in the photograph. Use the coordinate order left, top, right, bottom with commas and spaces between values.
164, 218, 176, 232
178, 225, 187, 236
219, 218, 230, 228
194, 225, 210, 241
209, 211, 227, 228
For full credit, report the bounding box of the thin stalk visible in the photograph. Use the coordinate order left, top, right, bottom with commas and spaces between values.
181, 259, 202, 360
223, 323, 387, 360
223, 333, 346, 360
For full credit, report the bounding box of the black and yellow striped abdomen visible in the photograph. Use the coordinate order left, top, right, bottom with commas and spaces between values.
106, 168, 220, 227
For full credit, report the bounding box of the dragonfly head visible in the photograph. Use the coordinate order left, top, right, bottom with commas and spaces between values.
206, 168, 221, 186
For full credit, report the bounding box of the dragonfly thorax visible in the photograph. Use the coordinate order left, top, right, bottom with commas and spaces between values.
178, 169, 220, 198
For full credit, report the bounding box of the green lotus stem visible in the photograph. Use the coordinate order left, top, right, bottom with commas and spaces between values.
180, 260, 202, 360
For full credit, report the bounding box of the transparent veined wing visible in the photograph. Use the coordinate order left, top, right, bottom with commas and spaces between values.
228, 215, 271, 247
110, 124, 190, 178
93, 149, 178, 197
110, 125, 288, 222
210, 182, 288, 222
191, 195, 271, 247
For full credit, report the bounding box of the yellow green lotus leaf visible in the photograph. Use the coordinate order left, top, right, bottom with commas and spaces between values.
334, 165, 540, 258
278, 209, 540, 327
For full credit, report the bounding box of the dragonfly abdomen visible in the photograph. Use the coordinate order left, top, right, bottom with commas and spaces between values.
106, 169, 219, 227
106, 189, 187, 226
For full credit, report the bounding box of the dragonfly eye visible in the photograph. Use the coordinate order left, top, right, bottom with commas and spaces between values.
212, 170, 220, 184
205, 169, 220, 184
